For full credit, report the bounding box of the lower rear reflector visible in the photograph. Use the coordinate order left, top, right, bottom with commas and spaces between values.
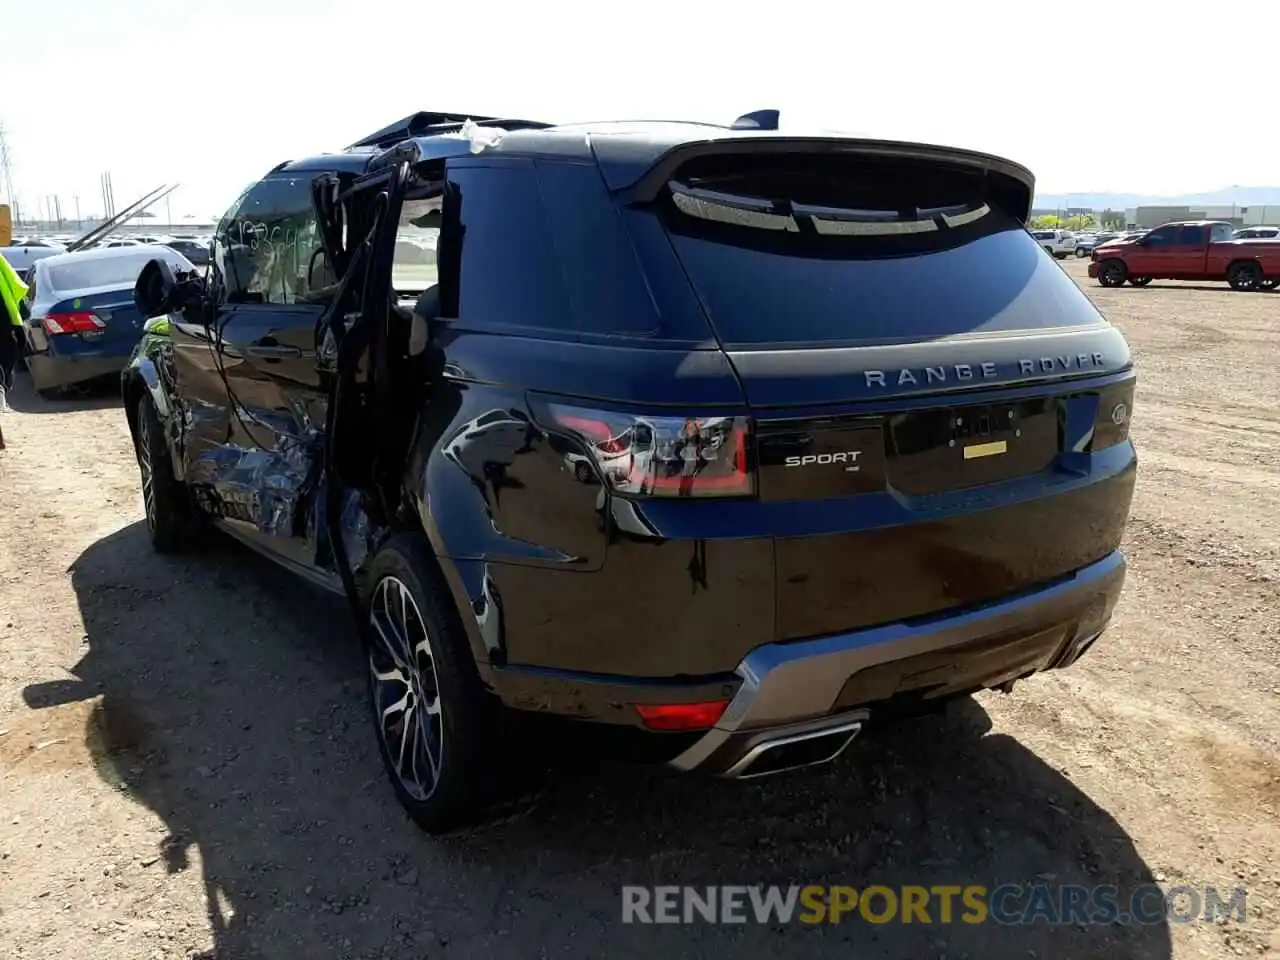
634, 699, 730, 731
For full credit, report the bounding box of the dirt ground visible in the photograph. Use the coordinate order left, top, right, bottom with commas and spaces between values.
1, 257, 1279, 959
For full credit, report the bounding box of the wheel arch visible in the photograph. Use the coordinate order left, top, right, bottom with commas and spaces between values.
122, 358, 183, 480
1227, 256, 1263, 274
378, 490, 504, 680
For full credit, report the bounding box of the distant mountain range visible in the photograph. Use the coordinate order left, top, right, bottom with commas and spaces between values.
1033, 186, 1280, 211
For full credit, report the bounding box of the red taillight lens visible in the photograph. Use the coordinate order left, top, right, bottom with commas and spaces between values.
42, 311, 105, 335
546, 403, 754, 498
634, 699, 730, 731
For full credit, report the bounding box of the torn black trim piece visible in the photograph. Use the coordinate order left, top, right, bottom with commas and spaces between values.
347, 112, 553, 150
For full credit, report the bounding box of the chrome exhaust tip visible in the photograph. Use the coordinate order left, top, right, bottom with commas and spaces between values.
724, 720, 863, 779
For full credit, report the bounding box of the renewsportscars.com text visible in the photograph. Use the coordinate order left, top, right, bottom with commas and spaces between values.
621, 884, 1247, 926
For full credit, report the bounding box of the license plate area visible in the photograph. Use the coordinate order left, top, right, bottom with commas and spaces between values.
885, 397, 1057, 495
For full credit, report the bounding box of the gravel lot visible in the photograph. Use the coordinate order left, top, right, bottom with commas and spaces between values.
1, 258, 1278, 959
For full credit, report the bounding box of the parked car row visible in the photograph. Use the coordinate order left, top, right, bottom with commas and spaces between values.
1, 217, 212, 390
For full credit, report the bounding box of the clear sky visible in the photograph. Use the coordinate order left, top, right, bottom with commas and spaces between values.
4, 0, 1277, 222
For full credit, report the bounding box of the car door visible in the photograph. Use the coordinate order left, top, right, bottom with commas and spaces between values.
1128, 224, 1179, 277
1171, 224, 1209, 277
170, 174, 330, 539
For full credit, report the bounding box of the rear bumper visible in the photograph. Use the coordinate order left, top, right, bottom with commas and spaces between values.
670, 549, 1126, 776
26, 352, 128, 392
1087, 262, 1101, 278
488, 550, 1127, 775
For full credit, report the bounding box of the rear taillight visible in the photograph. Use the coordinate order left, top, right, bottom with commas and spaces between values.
545, 403, 754, 498
41, 311, 105, 335
634, 699, 730, 731
1091, 377, 1135, 450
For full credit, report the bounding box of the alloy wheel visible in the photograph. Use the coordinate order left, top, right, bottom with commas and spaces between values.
369, 576, 444, 801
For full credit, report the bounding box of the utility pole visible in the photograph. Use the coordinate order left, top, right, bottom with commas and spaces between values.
0, 122, 15, 225
73, 195, 81, 228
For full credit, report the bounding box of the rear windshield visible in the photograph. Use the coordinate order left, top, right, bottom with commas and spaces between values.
651, 155, 1102, 346
44, 250, 192, 293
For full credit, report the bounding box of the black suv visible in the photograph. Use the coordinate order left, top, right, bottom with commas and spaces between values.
123, 110, 1137, 832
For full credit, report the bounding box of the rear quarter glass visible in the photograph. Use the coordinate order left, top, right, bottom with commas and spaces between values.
644, 156, 1106, 348
444, 160, 660, 337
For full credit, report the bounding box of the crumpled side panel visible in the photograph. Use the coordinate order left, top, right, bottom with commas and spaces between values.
193, 431, 318, 538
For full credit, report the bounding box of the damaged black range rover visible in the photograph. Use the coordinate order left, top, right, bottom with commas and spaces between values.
123, 110, 1137, 832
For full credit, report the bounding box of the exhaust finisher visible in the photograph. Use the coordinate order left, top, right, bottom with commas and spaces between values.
724, 719, 863, 779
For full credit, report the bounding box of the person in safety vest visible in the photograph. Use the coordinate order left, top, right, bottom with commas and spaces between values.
0, 254, 26, 392
0, 255, 28, 445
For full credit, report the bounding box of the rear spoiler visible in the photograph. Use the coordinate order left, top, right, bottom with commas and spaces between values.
611, 136, 1036, 224
348, 111, 554, 150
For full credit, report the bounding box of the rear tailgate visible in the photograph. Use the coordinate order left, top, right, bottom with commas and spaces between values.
623, 141, 1135, 642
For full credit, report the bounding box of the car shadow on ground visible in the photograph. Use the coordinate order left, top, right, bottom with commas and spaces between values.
1111, 283, 1277, 295
4, 371, 122, 414
27, 520, 1172, 959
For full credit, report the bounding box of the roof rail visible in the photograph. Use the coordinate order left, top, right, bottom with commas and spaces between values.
347, 111, 554, 150
731, 109, 780, 131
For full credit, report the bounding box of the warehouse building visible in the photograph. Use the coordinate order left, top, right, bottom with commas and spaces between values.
1125, 204, 1280, 229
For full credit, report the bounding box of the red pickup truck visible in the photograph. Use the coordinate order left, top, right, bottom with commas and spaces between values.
1088, 220, 1280, 291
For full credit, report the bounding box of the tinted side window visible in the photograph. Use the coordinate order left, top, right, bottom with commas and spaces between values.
215, 177, 324, 305
446, 163, 573, 332
1178, 226, 1207, 245
1144, 225, 1179, 247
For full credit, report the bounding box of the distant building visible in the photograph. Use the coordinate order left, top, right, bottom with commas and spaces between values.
1124, 204, 1280, 229
1029, 206, 1096, 218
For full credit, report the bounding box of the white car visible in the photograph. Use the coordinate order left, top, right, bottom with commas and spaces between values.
1029, 229, 1076, 259
1233, 226, 1280, 240
0, 241, 68, 274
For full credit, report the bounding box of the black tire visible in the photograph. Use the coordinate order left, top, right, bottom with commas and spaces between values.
363, 534, 501, 833
1075, 248, 1089, 258
1227, 260, 1262, 291
133, 393, 195, 553
1098, 259, 1128, 287
1053, 252, 1068, 260
1043, 246, 1054, 257
1260, 278, 1279, 291
1129, 276, 1153, 287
